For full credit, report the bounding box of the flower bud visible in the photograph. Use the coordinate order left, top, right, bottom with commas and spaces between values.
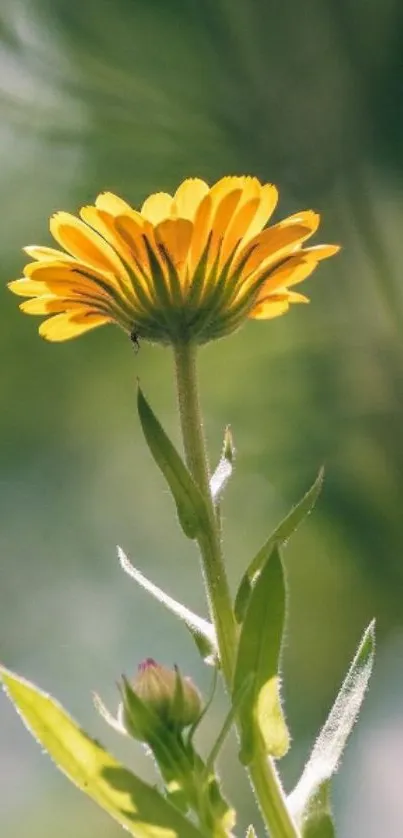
120, 659, 202, 740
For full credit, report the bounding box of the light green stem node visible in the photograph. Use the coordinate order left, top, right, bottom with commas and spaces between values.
173, 340, 300, 838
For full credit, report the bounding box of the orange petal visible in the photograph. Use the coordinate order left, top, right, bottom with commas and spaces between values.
154, 218, 193, 276
173, 179, 209, 220
39, 311, 111, 341
141, 192, 174, 224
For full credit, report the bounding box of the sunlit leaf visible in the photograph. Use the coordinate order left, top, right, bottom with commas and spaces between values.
0, 665, 205, 838
117, 546, 217, 664
234, 468, 324, 623
137, 386, 209, 539
232, 545, 289, 763
300, 782, 335, 838
288, 621, 375, 827
210, 426, 234, 504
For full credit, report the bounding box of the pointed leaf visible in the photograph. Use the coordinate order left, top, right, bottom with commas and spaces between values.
210, 426, 234, 504
232, 545, 289, 763
118, 547, 217, 663
0, 665, 205, 838
235, 468, 324, 623
288, 621, 375, 826
301, 782, 335, 838
137, 386, 209, 539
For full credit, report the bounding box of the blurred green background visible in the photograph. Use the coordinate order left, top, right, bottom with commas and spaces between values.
1, 0, 403, 835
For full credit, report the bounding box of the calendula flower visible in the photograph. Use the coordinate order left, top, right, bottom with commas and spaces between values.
9, 176, 339, 345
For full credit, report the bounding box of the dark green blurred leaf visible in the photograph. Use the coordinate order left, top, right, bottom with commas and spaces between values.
118, 546, 218, 663
137, 385, 209, 539
234, 468, 324, 623
0, 665, 205, 838
288, 621, 375, 826
210, 425, 235, 504
232, 545, 289, 763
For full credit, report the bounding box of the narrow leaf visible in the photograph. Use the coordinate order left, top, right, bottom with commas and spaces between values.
118, 547, 218, 663
0, 666, 205, 838
210, 426, 234, 504
235, 468, 324, 623
232, 545, 289, 763
301, 782, 335, 838
137, 386, 209, 539
288, 621, 375, 826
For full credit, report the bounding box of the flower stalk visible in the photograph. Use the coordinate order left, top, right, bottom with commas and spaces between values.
173, 339, 300, 838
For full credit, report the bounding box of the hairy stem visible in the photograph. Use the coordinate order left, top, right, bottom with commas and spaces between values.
173, 340, 300, 838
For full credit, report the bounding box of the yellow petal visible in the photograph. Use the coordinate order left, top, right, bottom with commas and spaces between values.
242, 183, 278, 242
253, 256, 319, 302
220, 197, 261, 265
50, 212, 127, 276
238, 223, 313, 277
20, 297, 87, 315
39, 311, 111, 341
249, 299, 290, 320
141, 192, 174, 224
208, 189, 243, 266
173, 179, 209, 220
278, 210, 320, 234
24, 246, 74, 262
114, 214, 154, 277
95, 192, 133, 215
8, 278, 48, 297
301, 244, 341, 260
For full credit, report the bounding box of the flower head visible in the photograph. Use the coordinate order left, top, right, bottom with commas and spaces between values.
120, 659, 202, 740
9, 176, 339, 345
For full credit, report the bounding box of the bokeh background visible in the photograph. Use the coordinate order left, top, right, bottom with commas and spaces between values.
1, 0, 403, 835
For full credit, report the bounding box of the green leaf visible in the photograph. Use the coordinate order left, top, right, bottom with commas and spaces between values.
288, 621, 375, 828
235, 468, 324, 623
137, 386, 209, 540
118, 547, 218, 664
246, 827, 258, 838
301, 782, 335, 838
232, 545, 289, 763
210, 426, 234, 504
0, 665, 205, 838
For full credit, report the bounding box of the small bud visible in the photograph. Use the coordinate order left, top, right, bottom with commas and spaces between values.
120, 659, 202, 740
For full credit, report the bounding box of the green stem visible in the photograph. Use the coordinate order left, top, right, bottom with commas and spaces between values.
173, 340, 300, 838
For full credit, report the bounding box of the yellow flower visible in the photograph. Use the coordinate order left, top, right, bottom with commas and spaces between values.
9, 176, 339, 345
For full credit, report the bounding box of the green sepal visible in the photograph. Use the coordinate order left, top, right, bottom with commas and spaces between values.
232, 545, 289, 764
0, 665, 205, 838
288, 621, 375, 828
118, 547, 218, 665
210, 426, 235, 505
235, 468, 324, 623
137, 386, 209, 539
300, 782, 335, 838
